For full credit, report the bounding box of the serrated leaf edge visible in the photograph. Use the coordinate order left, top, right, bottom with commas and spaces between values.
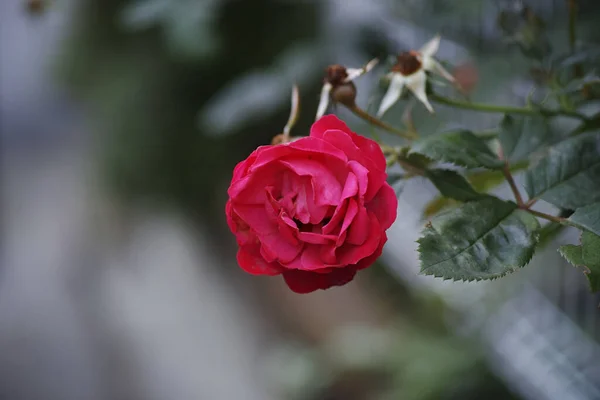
416, 212, 540, 282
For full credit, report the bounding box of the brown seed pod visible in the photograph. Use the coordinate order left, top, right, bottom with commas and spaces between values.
392, 51, 422, 76
330, 82, 357, 107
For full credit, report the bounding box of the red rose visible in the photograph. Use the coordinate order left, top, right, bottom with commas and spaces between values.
225, 115, 397, 293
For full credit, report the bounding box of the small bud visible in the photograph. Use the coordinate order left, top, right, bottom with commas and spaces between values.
330, 82, 357, 107
325, 64, 349, 86
323, 65, 357, 107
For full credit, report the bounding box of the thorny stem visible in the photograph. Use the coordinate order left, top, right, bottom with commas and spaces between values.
430, 93, 589, 121
346, 104, 418, 140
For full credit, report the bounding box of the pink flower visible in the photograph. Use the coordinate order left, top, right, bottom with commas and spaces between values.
226, 115, 398, 293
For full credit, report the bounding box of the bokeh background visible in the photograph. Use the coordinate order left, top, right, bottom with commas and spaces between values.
2, 0, 600, 399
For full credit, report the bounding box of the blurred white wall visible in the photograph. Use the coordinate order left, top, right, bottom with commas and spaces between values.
0, 2, 275, 399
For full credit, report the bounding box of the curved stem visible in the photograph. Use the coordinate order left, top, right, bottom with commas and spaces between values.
430, 93, 588, 121
346, 104, 418, 140
282, 84, 300, 143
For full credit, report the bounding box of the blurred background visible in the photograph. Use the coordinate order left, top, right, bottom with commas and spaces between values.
1, 0, 600, 399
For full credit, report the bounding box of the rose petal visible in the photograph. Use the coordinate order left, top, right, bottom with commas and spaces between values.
340, 171, 359, 201
347, 161, 369, 197
298, 231, 337, 245
282, 267, 357, 293
339, 198, 359, 238
323, 199, 348, 235
228, 162, 284, 204
337, 212, 382, 266
366, 183, 398, 230
354, 232, 387, 270
350, 134, 387, 172
280, 159, 342, 206
234, 204, 302, 263
300, 244, 327, 270
347, 207, 370, 245
309, 114, 354, 139
237, 246, 282, 276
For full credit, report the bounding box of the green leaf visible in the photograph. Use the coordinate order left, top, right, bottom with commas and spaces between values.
418, 197, 540, 281
538, 222, 566, 249
582, 231, 600, 292
425, 170, 482, 202
466, 160, 528, 192
558, 244, 585, 266
411, 130, 504, 170
498, 115, 555, 162
560, 231, 600, 292
554, 47, 600, 71
556, 72, 600, 94
421, 163, 529, 219
568, 202, 600, 237
422, 197, 459, 219
524, 132, 600, 209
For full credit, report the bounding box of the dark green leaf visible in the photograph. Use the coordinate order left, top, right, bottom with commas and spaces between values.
524, 132, 600, 209
425, 169, 482, 202
558, 244, 585, 266
411, 130, 503, 170
560, 231, 600, 292
582, 231, 600, 292
421, 163, 530, 220
418, 197, 540, 281
569, 202, 600, 237
499, 114, 555, 162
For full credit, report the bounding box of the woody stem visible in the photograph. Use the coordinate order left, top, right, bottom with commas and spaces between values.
346, 104, 418, 140
525, 209, 567, 224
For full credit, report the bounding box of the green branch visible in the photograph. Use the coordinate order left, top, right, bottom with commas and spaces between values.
430, 93, 588, 121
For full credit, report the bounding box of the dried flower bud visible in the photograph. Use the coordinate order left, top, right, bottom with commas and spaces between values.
392, 51, 422, 76
325, 65, 349, 86
330, 82, 357, 107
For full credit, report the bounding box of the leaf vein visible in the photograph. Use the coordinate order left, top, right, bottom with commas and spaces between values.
421, 207, 516, 272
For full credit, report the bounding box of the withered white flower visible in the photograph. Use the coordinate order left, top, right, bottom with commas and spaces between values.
315, 58, 379, 120
377, 35, 455, 117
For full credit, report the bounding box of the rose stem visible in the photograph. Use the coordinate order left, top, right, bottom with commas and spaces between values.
346, 104, 418, 140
